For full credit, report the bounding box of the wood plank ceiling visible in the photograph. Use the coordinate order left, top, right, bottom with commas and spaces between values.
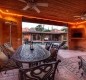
0, 0, 86, 23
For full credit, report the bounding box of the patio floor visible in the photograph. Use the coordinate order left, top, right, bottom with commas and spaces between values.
56, 50, 86, 80
58, 50, 86, 58
0, 50, 86, 80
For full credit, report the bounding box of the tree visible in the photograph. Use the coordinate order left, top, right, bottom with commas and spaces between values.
35, 25, 44, 31
44, 29, 51, 32
61, 27, 68, 32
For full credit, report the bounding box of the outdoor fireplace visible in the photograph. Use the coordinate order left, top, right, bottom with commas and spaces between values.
71, 28, 85, 39
70, 27, 85, 50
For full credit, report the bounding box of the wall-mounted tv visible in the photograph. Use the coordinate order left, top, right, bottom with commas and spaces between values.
71, 28, 84, 39
72, 32, 83, 38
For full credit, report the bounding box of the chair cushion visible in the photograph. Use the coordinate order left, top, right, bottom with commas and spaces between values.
4, 42, 15, 53
0, 51, 8, 62
26, 69, 45, 78
26, 66, 51, 79
3, 45, 15, 58
7, 47, 15, 52
50, 48, 57, 57
0, 51, 8, 66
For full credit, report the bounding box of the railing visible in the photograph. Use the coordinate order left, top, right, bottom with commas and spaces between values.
31, 40, 67, 45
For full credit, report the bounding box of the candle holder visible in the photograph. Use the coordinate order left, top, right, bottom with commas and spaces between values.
30, 41, 34, 50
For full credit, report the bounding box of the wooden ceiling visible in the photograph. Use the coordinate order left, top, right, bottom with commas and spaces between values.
0, 0, 86, 24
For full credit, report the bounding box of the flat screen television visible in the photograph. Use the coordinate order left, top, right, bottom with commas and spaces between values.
71, 28, 84, 39
72, 32, 83, 38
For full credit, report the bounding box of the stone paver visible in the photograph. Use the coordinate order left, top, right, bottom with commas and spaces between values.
0, 50, 86, 80
56, 66, 79, 80
58, 51, 86, 80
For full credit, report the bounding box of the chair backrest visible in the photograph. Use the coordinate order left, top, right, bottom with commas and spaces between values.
3, 42, 15, 58
45, 42, 52, 51
78, 56, 86, 72
58, 41, 66, 50
47, 43, 60, 61
0, 45, 18, 72
19, 60, 61, 80
4, 42, 15, 53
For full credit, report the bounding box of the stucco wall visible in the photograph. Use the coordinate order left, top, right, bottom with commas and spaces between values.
0, 12, 22, 49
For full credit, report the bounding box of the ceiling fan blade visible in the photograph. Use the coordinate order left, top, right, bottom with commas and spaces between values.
23, 5, 30, 10
18, 0, 26, 3
37, 3, 48, 7
32, 6, 40, 13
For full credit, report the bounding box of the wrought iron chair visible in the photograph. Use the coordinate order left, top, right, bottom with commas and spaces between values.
57, 41, 66, 50
78, 56, 86, 76
45, 42, 52, 51
49, 44, 58, 61
45, 41, 66, 62
4, 42, 15, 56
0, 45, 18, 72
45, 42, 58, 62
0, 45, 12, 59
19, 60, 61, 80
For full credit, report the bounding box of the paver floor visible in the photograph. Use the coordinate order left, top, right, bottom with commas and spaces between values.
0, 50, 86, 80
56, 50, 86, 80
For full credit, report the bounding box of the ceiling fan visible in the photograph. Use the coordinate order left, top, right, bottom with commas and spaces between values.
18, 0, 48, 13
74, 14, 86, 20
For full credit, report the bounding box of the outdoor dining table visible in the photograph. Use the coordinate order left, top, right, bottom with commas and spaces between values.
12, 41, 51, 68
